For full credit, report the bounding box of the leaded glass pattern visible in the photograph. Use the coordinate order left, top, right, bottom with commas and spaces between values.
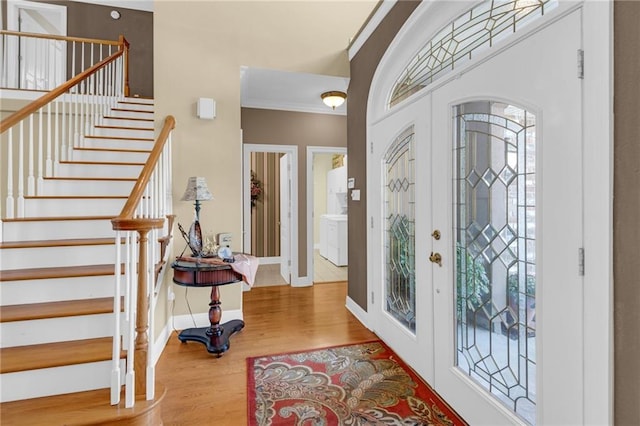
454, 101, 537, 424
390, 0, 557, 107
384, 127, 416, 332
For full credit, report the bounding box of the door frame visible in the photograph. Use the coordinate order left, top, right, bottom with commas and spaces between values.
365, 0, 613, 424
242, 144, 299, 285
306, 146, 347, 284
6, 0, 67, 89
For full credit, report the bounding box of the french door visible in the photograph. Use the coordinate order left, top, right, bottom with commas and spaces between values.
370, 8, 584, 425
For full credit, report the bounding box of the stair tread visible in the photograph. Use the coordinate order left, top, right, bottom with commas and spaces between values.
75, 146, 151, 153
0, 383, 166, 426
2, 215, 114, 222
95, 125, 153, 131
0, 263, 119, 282
43, 176, 137, 181
0, 337, 122, 373
84, 135, 154, 141
0, 297, 121, 323
0, 237, 117, 249
103, 115, 154, 122
59, 160, 145, 166
23, 195, 128, 199
111, 107, 153, 112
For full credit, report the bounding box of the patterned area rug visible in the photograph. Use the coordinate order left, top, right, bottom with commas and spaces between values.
247, 340, 467, 425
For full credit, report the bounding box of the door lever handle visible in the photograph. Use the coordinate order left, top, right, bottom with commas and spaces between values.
429, 252, 442, 267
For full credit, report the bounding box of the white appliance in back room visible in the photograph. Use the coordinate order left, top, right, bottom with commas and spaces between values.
319, 165, 348, 266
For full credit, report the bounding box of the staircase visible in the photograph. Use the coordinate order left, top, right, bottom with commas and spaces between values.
0, 98, 167, 423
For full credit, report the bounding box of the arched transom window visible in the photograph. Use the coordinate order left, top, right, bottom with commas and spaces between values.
389, 0, 558, 107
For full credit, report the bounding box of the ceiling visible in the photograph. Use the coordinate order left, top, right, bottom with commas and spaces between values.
240, 67, 349, 116
75, 0, 365, 116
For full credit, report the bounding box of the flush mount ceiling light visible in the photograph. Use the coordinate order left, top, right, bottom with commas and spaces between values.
321, 91, 347, 110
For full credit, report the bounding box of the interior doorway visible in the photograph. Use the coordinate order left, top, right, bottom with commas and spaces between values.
307, 146, 348, 283
243, 144, 297, 286
6, 0, 67, 90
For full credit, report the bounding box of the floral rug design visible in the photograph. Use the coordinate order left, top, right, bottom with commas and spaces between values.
247, 340, 467, 425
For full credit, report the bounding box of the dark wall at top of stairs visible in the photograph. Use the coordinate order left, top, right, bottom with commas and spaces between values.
1, 0, 153, 98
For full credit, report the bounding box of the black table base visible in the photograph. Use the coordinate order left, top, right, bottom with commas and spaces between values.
178, 319, 245, 356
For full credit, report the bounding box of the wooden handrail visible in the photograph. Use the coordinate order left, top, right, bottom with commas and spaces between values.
111, 115, 176, 228
0, 29, 121, 46
0, 50, 124, 133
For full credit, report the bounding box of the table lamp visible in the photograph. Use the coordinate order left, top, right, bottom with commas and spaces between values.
180, 176, 213, 222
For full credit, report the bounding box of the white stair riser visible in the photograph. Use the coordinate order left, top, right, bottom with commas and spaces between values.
23, 197, 125, 217
1, 313, 117, 347
56, 162, 143, 178
0, 275, 123, 305
83, 137, 154, 151
108, 108, 154, 119
0, 360, 124, 403
101, 117, 154, 128
71, 149, 150, 164
1, 244, 120, 269
2, 220, 114, 241
118, 101, 153, 111
40, 179, 135, 197
92, 126, 154, 139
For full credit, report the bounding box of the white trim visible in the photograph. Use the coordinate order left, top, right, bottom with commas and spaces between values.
306, 146, 347, 285
241, 101, 346, 117
581, 1, 614, 424
346, 296, 372, 330
348, 0, 397, 61
242, 144, 300, 285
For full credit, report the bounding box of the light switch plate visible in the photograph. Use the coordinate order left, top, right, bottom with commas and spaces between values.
351, 189, 360, 201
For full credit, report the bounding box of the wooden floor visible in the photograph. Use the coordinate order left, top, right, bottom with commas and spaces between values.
156, 281, 377, 425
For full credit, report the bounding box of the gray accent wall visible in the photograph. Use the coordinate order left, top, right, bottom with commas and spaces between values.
614, 2, 640, 424
347, 0, 420, 311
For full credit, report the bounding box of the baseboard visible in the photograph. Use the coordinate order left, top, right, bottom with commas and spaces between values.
258, 256, 281, 265
345, 296, 372, 331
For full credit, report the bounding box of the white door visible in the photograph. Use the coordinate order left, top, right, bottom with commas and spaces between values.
279, 153, 291, 284
430, 9, 583, 425
369, 96, 433, 382
8, 0, 66, 89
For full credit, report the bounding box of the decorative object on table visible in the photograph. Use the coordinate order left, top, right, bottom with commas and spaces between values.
247, 340, 467, 426
217, 245, 234, 262
178, 222, 203, 257
250, 171, 262, 207
179, 176, 213, 257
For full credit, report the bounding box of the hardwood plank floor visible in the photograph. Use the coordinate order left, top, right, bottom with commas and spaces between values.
156, 281, 376, 425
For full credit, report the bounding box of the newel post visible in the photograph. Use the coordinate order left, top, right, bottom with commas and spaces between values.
119, 35, 130, 97
134, 227, 150, 398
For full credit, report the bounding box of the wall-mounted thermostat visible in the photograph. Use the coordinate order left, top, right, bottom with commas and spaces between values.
217, 233, 232, 247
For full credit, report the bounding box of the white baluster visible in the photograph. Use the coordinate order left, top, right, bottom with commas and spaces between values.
28, 114, 35, 196
6, 128, 14, 218
17, 121, 25, 218
111, 230, 123, 406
